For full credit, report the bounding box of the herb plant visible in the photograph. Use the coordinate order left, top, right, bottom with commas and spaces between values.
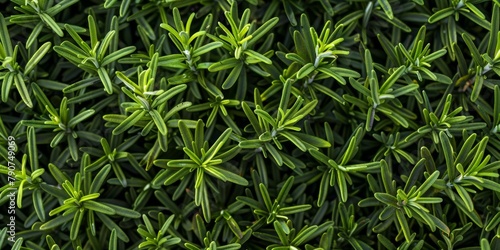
2, 1, 500, 249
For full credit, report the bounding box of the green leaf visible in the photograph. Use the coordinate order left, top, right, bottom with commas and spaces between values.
48, 163, 70, 185
289, 131, 330, 148
273, 220, 289, 245
297, 63, 315, 79
14, 73, 33, 108
259, 183, 273, 211
416, 170, 439, 194
239, 139, 263, 148
83, 200, 115, 215
152, 84, 187, 108
205, 166, 248, 186
24, 42, 52, 75
204, 128, 233, 162
280, 131, 307, 151
40, 212, 74, 230
101, 46, 136, 67
68, 109, 95, 128
222, 62, 243, 90
310, 82, 344, 103
200, 180, 211, 222
277, 176, 294, 204
317, 173, 329, 207
428, 7, 454, 23
462, 33, 483, 66
379, 206, 396, 221
428, 212, 450, 235
494, 85, 500, 127
340, 127, 363, 165
208, 58, 240, 71
349, 77, 371, 97
279, 204, 312, 215
255, 108, 277, 128
149, 110, 167, 135
439, 131, 455, 179
337, 171, 348, 202
0, 13, 13, 54
242, 101, 263, 135
40, 13, 64, 37
192, 42, 223, 57
89, 164, 111, 193
88, 15, 98, 49
377, 234, 396, 250
471, 73, 483, 102
370, 76, 380, 106
96, 213, 129, 242
377, 33, 399, 65
103, 203, 141, 218
70, 208, 84, 240
308, 148, 331, 166
461, 10, 490, 30
1, 73, 14, 103
116, 71, 140, 92
380, 65, 406, 94
377, 0, 394, 19
247, 17, 279, 47
374, 193, 398, 206
480, 178, 500, 193
265, 143, 283, 166
109, 229, 117, 250
396, 209, 412, 242
390, 84, 419, 97
373, 11, 411, 32
285, 53, 307, 65
244, 49, 272, 64
481, 238, 491, 250
454, 184, 474, 212
486, 212, 500, 231
97, 67, 114, 94
39, 183, 67, 200
112, 110, 146, 135
31, 188, 45, 222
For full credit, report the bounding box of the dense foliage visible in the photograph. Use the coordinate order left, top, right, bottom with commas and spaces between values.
2, 0, 500, 249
